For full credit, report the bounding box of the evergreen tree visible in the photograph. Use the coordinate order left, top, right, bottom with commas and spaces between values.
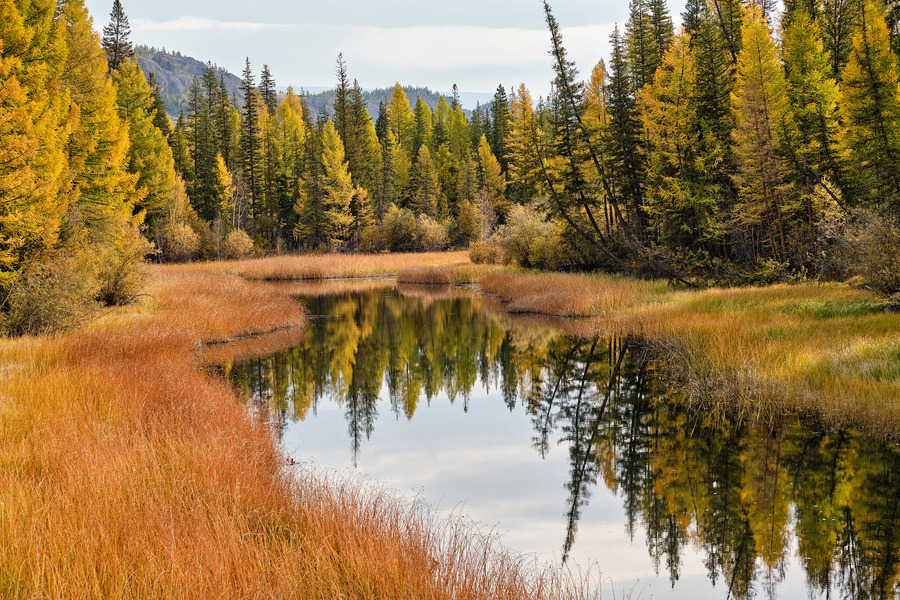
258, 64, 277, 116
389, 83, 415, 156
146, 72, 171, 137
838, 0, 900, 208
822, 0, 858, 78
648, 0, 675, 57
627, 0, 661, 91
490, 84, 511, 171
412, 97, 433, 156
240, 58, 261, 218
433, 96, 451, 148
319, 120, 354, 247
410, 145, 440, 216
333, 54, 357, 177
101, 0, 133, 73
608, 26, 648, 235
732, 5, 799, 262
170, 107, 192, 181
470, 102, 487, 149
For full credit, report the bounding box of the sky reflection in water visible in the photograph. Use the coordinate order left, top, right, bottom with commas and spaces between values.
227, 283, 900, 600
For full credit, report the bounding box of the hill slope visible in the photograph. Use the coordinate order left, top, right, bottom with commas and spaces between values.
135, 47, 468, 120
135, 46, 243, 116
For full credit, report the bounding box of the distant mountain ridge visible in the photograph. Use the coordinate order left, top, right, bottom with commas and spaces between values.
135, 46, 473, 120
135, 46, 243, 116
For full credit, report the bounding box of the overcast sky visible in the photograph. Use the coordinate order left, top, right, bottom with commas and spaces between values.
84, 0, 686, 104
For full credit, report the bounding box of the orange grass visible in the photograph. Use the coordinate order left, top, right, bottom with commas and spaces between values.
0, 259, 594, 599
221, 251, 473, 281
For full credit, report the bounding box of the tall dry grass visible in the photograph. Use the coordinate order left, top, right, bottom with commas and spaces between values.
223, 251, 473, 281
0, 258, 596, 599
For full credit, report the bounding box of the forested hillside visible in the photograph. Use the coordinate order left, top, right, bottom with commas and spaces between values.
135, 45, 242, 116
3, 0, 900, 334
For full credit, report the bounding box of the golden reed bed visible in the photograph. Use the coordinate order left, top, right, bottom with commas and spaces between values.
0, 256, 593, 600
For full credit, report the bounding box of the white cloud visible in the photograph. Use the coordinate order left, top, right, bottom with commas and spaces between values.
133, 16, 290, 32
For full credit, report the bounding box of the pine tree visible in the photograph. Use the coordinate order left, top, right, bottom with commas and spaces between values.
626, 0, 661, 91
648, 0, 675, 57
410, 145, 440, 217
433, 96, 451, 148
490, 84, 511, 171
319, 120, 354, 247
506, 83, 543, 204
822, 0, 857, 78
608, 26, 648, 234
333, 55, 357, 176
113, 58, 180, 224
389, 83, 415, 156
258, 64, 277, 115
146, 72, 171, 137
0, 0, 70, 290
732, 4, 798, 262
101, 0, 133, 73
838, 0, 900, 208
412, 97, 433, 156
240, 58, 261, 218
295, 113, 326, 248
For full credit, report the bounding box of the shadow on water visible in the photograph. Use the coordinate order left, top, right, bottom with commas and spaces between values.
224, 283, 900, 600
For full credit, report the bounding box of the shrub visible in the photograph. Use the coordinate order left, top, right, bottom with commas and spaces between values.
496, 205, 570, 270
469, 240, 504, 264
223, 229, 255, 260
2, 250, 99, 336
455, 200, 480, 245
381, 205, 419, 252
416, 214, 449, 251
849, 212, 900, 295
96, 222, 155, 306
157, 221, 200, 262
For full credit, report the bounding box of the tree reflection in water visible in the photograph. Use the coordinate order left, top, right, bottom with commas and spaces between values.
228, 285, 900, 600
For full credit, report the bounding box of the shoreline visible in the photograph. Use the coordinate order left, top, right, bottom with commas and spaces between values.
2, 251, 898, 598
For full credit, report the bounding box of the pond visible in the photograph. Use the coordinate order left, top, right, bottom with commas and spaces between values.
225, 283, 900, 599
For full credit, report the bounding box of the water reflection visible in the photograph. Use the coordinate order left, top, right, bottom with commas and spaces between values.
228, 285, 900, 600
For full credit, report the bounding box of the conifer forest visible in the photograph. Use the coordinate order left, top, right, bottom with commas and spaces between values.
3, 0, 900, 333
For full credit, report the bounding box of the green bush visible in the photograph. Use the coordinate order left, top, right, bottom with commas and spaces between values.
495, 205, 570, 270
2, 250, 99, 336
469, 240, 504, 264
96, 222, 155, 306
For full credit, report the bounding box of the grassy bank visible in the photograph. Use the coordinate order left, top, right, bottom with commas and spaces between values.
477, 271, 900, 435
0, 259, 590, 599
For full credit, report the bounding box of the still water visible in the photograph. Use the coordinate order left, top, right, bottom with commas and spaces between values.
227, 283, 900, 599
